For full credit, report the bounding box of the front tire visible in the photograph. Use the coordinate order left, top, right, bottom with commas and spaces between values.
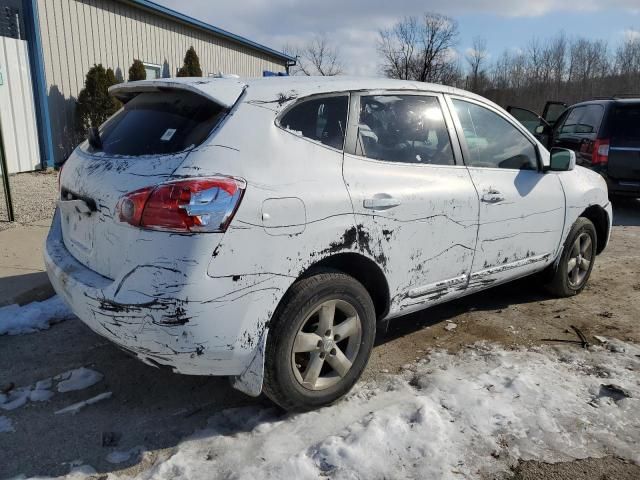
545, 217, 597, 297
263, 271, 376, 411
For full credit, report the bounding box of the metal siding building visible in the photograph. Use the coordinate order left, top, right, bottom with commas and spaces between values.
13, 0, 293, 167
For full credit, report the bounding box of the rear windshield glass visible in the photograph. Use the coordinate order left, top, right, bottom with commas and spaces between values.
610, 105, 640, 144
92, 91, 226, 156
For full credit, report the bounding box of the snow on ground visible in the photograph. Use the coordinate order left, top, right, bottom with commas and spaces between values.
0, 296, 73, 336
0, 368, 104, 413
0, 415, 14, 433
56, 368, 104, 393
98, 339, 636, 480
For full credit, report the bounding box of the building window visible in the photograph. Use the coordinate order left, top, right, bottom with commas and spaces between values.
143, 62, 161, 80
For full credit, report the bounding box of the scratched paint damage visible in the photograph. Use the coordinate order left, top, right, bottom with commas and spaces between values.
46, 76, 612, 398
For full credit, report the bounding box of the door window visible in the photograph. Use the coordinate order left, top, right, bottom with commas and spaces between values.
508, 107, 542, 135
558, 105, 604, 136
452, 99, 538, 170
355, 95, 455, 165
575, 105, 604, 134
279, 96, 348, 150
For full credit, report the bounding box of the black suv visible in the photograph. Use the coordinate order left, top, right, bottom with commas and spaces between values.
509, 98, 640, 198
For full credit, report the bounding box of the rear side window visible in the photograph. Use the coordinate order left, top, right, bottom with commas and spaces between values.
576, 105, 604, 134
95, 91, 226, 156
610, 105, 640, 145
560, 105, 603, 135
355, 95, 455, 165
560, 107, 583, 134
279, 96, 348, 150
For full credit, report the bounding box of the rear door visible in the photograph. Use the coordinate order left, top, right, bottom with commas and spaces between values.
605, 103, 640, 184
59, 84, 241, 279
342, 92, 479, 315
446, 95, 565, 288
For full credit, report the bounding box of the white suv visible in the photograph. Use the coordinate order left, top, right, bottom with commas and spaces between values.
46, 76, 611, 410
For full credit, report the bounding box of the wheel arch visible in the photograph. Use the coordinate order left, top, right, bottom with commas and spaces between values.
298, 252, 391, 321
580, 204, 609, 254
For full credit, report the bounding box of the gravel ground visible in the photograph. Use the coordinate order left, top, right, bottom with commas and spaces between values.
0, 171, 58, 231
510, 457, 640, 480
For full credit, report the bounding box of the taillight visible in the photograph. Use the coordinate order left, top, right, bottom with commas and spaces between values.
117, 177, 246, 233
592, 139, 609, 166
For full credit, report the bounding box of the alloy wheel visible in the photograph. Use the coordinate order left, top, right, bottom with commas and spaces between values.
291, 299, 362, 391
567, 232, 593, 287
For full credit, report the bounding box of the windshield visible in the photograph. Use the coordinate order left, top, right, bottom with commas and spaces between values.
90, 91, 227, 156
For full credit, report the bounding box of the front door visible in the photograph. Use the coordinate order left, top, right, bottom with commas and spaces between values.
447, 96, 565, 290
342, 93, 479, 317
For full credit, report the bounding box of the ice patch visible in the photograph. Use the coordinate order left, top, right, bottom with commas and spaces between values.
56, 368, 104, 393
55, 392, 112, 415
0, 296, 73, 336
0, 415, 14, 433
0, 388, 30, 411
135, 341, 640, 480
106, 446, 144, 464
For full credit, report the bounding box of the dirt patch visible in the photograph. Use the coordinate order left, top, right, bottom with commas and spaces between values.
509, 456, 640, 480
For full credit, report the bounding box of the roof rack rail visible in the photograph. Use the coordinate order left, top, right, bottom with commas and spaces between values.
612, 93, 640, 99
587, 94, 640, 101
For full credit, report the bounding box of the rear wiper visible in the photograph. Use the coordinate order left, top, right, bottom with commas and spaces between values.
88, 127, 103, 150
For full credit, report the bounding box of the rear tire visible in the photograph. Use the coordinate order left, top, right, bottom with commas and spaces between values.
545, 217, 597, 297
263, 271, 376, 412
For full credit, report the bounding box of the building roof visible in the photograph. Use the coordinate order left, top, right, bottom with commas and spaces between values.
121, 0, 295, 64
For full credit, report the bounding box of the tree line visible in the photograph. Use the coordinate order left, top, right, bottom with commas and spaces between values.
289, 13, 640, 112
378, 13, 640, 110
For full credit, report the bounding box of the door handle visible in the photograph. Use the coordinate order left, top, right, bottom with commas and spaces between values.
363, 195, 401, 210
481, 190, 505, 204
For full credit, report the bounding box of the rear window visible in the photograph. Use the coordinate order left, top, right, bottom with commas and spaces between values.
92, 91, 227, 156
610, 105, 640, 144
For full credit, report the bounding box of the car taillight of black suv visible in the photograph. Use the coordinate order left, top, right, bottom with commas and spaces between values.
508, 97, 640, 198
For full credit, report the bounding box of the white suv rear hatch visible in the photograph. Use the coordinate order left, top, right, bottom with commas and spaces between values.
58, 79, 246, 279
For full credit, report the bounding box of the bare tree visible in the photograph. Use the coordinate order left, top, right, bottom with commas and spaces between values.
378, 13, 460, 85
378, 16, 418, 80
466, 36, 488, 92
285, 35, 343, 76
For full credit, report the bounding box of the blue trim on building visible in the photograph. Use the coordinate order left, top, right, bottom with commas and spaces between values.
124, 0, 295, 63
22, 0, 55, 168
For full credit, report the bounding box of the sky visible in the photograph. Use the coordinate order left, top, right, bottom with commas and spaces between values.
154, 0, 640, 76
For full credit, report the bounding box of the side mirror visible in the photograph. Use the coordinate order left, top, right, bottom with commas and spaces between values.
548, 148, 576, 172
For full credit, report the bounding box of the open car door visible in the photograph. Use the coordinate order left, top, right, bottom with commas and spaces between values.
507, 101, 568, 149
541, 101, 568, 127
506, 106, 551, 145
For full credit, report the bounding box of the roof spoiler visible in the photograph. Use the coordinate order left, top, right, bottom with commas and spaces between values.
109, 78, 247, 109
